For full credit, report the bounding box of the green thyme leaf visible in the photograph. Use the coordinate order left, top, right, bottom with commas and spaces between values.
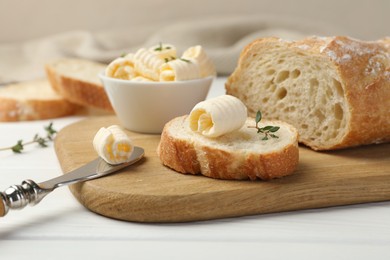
249, 110, 280, 141
261, 126, 273, 131
45, 122, 57, 137
154, 42, 163, 51
164, 56, 176, 63
11, 140, 24, 153
180, 58, 191, 63
34, 134, 48, 147
255, 111, 262, 124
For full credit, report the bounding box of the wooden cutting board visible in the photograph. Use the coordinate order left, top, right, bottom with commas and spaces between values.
54, 116, 390, 222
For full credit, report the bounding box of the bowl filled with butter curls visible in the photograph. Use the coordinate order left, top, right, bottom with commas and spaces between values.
99, 43, 216, 134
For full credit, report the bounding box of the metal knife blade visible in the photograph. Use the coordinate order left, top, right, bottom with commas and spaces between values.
0, 146, 144, 217
39, 146, 144, 190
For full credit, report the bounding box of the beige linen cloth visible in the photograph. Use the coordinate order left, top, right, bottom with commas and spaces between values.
0, 15, 335, 84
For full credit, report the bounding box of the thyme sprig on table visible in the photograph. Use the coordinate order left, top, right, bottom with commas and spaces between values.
248, 111, 280, 140
0, 122, 57, 153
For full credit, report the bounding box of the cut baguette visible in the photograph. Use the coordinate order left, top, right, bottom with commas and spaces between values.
45, 58, 113, 111
0, 80, 80, 121
157, 115, 299, 180
226, 36, 390, 150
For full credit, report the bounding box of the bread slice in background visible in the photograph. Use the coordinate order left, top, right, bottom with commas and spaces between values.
226, 36, 390, 150
157, 116, 299, 180
45, 58, 113, 111
0, 80, 81, 121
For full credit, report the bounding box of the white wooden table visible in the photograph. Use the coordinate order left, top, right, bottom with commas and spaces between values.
1, 78, 390, 259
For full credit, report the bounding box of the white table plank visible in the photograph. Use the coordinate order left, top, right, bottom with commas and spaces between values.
1, 241, 389, 260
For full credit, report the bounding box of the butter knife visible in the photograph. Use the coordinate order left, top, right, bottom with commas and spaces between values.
0, 146, 144, 217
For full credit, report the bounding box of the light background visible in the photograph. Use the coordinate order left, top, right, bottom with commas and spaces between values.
0, 0, 388, 43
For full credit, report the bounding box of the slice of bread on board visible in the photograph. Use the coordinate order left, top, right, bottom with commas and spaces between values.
45, 58, 113, 111
157, 116, 299, 180
0, 79, 80, 121
226, 36, 390, 150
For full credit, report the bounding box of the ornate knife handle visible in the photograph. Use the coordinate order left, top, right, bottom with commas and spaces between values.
0, 180, 51, 217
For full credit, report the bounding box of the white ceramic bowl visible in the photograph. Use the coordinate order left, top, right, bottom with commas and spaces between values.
99, 73, 213, 134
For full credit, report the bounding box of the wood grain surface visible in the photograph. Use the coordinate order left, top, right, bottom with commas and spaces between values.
54, 116, 390, 222
0, 197, 5, 217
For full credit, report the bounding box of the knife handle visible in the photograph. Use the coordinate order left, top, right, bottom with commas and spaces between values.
0, 180, 51, 217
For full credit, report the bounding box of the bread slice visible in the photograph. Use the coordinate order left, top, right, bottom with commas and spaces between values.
226, 36, 390, 150
45, 58, 113, 111
157, 116, 299, 180
0, 80, 80, 121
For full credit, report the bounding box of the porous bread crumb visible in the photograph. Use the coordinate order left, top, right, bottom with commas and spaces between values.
226, 36, 390, 150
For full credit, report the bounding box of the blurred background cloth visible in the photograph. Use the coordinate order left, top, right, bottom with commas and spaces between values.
0, 0, 388, 84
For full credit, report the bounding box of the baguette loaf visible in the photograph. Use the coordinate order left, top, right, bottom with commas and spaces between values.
0, 80, 80, 121
157, 116, 299, 180
45, 58, 114, 111
226, 36, 390, 150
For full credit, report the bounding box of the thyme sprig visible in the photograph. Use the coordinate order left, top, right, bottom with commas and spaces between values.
154, 42, 171, 52
164, 56, 176, 63
0, 122, 57, 153
154, 43, 191, 63
248, 111, 280, 140
163, 57, 192, 63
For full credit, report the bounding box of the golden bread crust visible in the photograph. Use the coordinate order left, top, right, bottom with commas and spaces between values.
0, 81, 80, 122
45, 62, 114, 112
157, 121, 200, 174
157, 116, 299, 180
